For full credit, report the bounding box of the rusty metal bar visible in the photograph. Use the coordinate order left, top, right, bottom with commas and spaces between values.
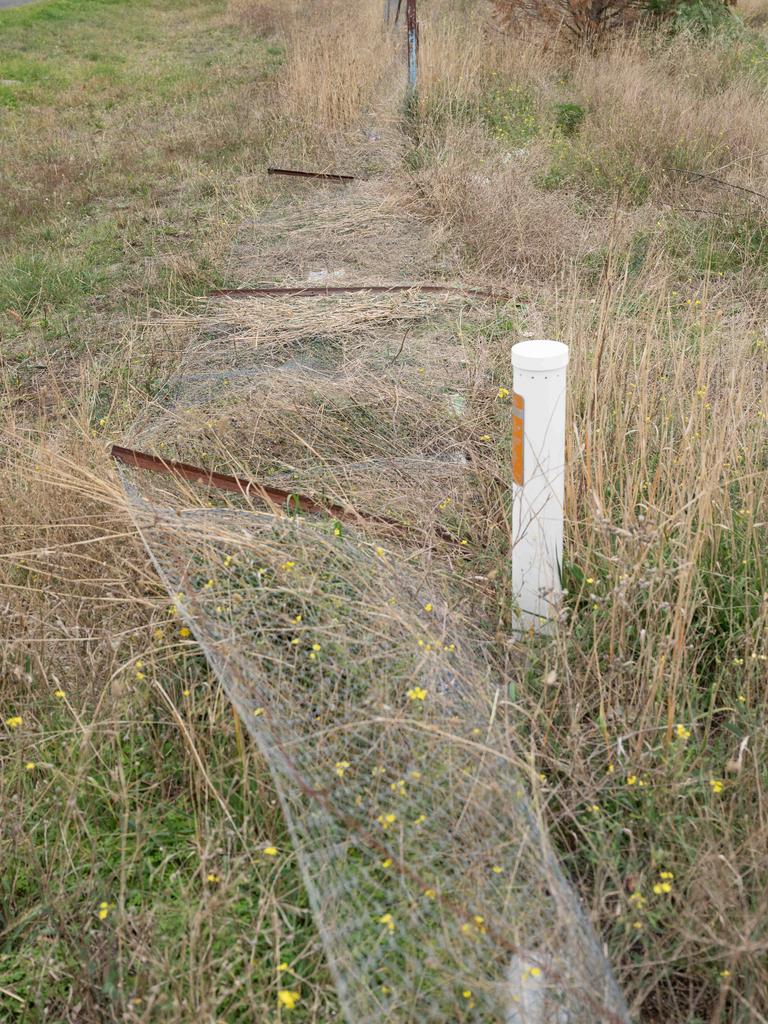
209, 283, 515, 301
112, 445, 376, 521
111, 444, 459, 543
267, 167, 356, 183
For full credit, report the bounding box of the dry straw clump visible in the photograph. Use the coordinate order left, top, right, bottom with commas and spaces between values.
265, 0, 397, 165
226, 0, 295, 36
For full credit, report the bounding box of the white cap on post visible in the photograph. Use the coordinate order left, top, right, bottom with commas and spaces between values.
510, 339, 569, 373
510, 340, 569, 631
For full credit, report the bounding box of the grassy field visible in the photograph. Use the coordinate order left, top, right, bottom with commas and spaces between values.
0, 2, 335, 1020
1, 0, 768, 1021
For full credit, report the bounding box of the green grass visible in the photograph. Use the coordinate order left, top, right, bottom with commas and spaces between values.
0, 2, 334, 1019
0, 655, 329, 1021
0, 0, 275, 366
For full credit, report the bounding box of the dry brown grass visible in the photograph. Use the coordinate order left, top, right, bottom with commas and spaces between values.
226, 0, 292, 36
2, 0, 768, 1019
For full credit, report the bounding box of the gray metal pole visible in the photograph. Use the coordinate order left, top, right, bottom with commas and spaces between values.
406, 0, 418, 93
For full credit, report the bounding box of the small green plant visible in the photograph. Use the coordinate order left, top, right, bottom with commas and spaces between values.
662, 0, 738, 33
481, 83, 538, 145
553, 101, 585, 137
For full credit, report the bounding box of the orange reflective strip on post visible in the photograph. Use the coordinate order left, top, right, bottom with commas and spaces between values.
511, 392, 524, 487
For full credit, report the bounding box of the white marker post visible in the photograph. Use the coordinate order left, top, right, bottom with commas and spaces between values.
510, 340, 569, 632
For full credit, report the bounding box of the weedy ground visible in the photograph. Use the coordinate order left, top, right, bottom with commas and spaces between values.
1, 0, 767, 1022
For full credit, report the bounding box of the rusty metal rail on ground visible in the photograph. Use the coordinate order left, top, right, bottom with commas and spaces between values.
209, 283, 515, 301
267, 167, 356, 183
111, 445, 459, 543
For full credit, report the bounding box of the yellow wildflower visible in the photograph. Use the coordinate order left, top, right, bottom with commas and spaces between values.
263, 846, 279, 857
407, 687, 427, 701
277, 990, 300, 1010
97, 901, 111, 921
334, 761, 351, 777
207, 873, 220, 883
675, 723, 691, 741
377, 813, 397, 830
5, 716, 22, 729
25, 762, 36, 771
710, 779, 724, 793
179, 627, 191, 638
381, 858, 393, 869
497, 386, 510, 399
53, 689, 65, 699
379, 913, 395, 932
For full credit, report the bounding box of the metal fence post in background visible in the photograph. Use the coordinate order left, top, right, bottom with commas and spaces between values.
510, 340, 569, 631
406, 0, 418, 94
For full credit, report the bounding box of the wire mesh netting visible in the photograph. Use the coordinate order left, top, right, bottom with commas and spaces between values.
120, 479, 629, 1024
116, 272, 630, 1021
114, 43, 630, 1011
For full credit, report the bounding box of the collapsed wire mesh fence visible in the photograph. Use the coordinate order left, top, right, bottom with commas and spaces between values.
114, 6, 631, 1015
116, 281, 630, 1021
120, 478, 629, 1023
